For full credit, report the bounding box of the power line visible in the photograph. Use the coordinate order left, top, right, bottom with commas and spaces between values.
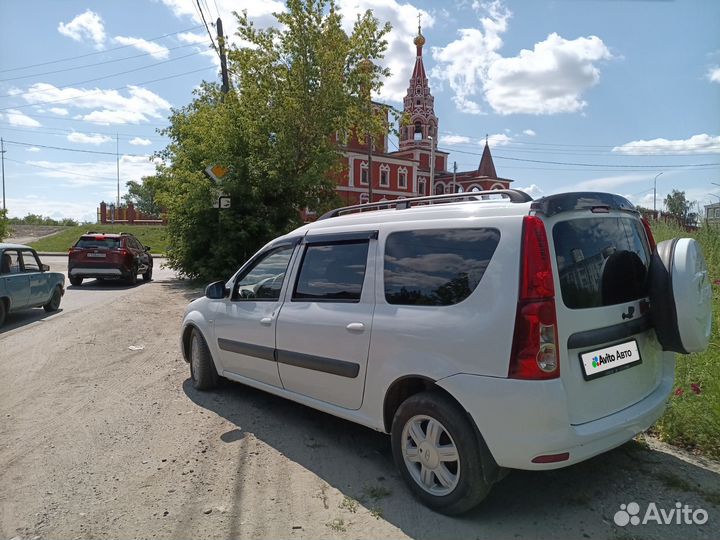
0, 51, 208, 99
0, 66, 216, 111
0, 123, 168, 141
196, 0, 221, 59
4, 157, 118, 181
1, 111, 170, 130
3, 139, 149, 158
0, 42, 203, 83
0, 25, 204, 74
439, 146, 720, 169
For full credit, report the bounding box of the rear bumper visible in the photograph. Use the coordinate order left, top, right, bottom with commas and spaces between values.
437, 352, 675, 470
69, 267, 123, 277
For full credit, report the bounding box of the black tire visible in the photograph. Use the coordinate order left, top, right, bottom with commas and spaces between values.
391, 391, 492, 515
189, 328, 218, 390
126, 268, 138, 285
142, 265, 153, 282
69, 276, 83, 287
0, 299, 6, 328
43, 287, 62, 312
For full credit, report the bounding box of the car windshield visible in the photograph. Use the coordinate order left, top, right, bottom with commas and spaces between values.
75, 236, 121, 249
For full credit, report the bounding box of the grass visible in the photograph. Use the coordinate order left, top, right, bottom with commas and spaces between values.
27, 224, 168, 254
650, 221, 720, 460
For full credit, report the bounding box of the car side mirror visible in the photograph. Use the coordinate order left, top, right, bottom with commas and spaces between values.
41, 264, 50, 272
205, 280, 228, 299
144, 245, 151, 252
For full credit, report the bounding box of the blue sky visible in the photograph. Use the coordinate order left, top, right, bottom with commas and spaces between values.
0, 0, 718, 221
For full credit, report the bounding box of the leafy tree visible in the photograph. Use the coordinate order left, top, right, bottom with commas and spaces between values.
123, 177, 162, 216
152, 0, 391, 281
0, 209, 8, 241
6, 213, 77, 226
664, 190, 690, 220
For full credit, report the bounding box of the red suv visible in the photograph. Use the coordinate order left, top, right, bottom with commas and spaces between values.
68, 232, 153, 286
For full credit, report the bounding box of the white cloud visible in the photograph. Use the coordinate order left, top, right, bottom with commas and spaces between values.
612, 134, 720, 155
49, 107, 69, 116
487, 133, 511, 146
58, 10, 106, 50
515, 184, 544, 199
432, 1, 611, 115
67, 132, 112, 145
26, 147, 41, 153
523, 129, 536, 136
440, 134, 471, 145
4, 109, 42, 127
129, 137, 152, 146
162, 0, 284, 30
20, 83, 171, 125
113, 36, 170, 59
570, 173, 650, 191
485, 33, 612, 115
27, 155, 158, 188
6, 197, 99, 223
707, 67, 720, 83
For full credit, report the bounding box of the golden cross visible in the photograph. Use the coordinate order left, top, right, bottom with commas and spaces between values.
417, 12, 422, 33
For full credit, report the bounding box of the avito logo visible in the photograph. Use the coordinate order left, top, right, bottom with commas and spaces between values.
591, 349, 633, 369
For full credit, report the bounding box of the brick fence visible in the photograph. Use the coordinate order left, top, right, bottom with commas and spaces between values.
98, 202, 166, 225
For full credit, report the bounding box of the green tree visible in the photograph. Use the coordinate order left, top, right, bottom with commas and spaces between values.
664, 189, 690, 220
152, 0, 391, 281
0, 209, 8, 242
123, 177, 162, 216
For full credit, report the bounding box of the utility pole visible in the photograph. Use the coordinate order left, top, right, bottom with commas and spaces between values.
428, 136, 435, 195
367, 134, 373, 203
452, 161, 457, 194
1, 137, 5, 211
653, 172, 663, 218
216, 18, 230, 94
116, 134, 120, 207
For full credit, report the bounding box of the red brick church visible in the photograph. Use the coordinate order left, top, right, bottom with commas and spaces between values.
333, 23, 513, 206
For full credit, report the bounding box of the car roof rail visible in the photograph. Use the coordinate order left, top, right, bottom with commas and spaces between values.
86, 231, 98, 234
317, 189, 533, 220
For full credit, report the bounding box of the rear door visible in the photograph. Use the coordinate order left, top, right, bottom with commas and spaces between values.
275, 231, 376, 410
19, 249, 49, 305
545, 201, 663, 425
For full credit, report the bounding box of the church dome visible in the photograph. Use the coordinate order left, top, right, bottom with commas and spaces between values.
413, 32, 425, 47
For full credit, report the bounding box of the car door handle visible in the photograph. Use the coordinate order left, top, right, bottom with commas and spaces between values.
346, 322, 365, 332
260, 317, 273, 326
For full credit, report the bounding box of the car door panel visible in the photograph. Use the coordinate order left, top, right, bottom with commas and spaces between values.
1, 250, 30, 309
275, 233, 376, 410
212, 243, 298, 387
20, 250, 48, 305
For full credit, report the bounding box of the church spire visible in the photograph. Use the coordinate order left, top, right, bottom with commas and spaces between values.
478, 137, 498, 178
400, 15, 437, 151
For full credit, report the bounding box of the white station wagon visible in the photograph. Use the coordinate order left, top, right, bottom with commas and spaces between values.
180, 190, 711, 514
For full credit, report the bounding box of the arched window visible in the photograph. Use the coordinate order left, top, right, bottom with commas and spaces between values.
360, 161, 368, 185
418, 179, 426, 195
435, 183, 445, 195
379, 164, 390, 187
398, 167, 408, 189
359, 193, 369, 204
490, 182, 505, 190
414, 122, 423, 141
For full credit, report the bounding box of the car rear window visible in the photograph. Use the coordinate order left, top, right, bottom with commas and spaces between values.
384, 228, 500, 306
552, 217, 651, 309
75, 236, 121, 249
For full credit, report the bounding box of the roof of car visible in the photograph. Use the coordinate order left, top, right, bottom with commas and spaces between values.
0, 243, 32, 250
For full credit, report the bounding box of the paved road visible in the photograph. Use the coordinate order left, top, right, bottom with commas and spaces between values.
0, 255, 178, 336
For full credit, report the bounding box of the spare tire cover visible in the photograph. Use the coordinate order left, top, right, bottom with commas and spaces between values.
649, 238, 712, 353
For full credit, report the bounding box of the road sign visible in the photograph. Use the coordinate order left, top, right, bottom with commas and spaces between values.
204, 164, 230, 184
219, 196, 231, 209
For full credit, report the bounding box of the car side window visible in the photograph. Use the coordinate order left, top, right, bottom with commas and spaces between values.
20, 250, 40, 272
1, 250, 21, 274
292, 241, 369, 302
384, 228, 501, 306
233, 246, 295, 301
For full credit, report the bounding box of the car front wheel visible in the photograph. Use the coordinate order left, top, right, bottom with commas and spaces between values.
43, 286, 62, 312
391, 391, 492, 515
69, 276, 82, 286
189, 329, 218, 390
142, 265, 153, 282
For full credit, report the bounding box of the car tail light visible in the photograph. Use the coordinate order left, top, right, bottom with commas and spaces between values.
641, 216, 656, 252
531, 452, 569, 464
509, 216, 559, 380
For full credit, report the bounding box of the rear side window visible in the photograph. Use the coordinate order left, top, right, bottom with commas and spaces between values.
75, 236, 121, 249
293, 242, 369, 302
384, 228, 501, 306
553, 217, 651, 309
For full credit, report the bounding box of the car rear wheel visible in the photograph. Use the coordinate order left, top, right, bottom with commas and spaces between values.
189, 328, 218, 390
43, 287, 62, 312
69, 276, 82, 286
391, 391, 492, 515
142, 265, 153, 282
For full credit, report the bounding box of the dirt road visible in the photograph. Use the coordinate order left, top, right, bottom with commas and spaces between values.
1, 277, 718, 539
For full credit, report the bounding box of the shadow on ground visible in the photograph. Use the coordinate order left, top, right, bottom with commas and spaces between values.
0, 308, 62, 334
183, 377, 720, 539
